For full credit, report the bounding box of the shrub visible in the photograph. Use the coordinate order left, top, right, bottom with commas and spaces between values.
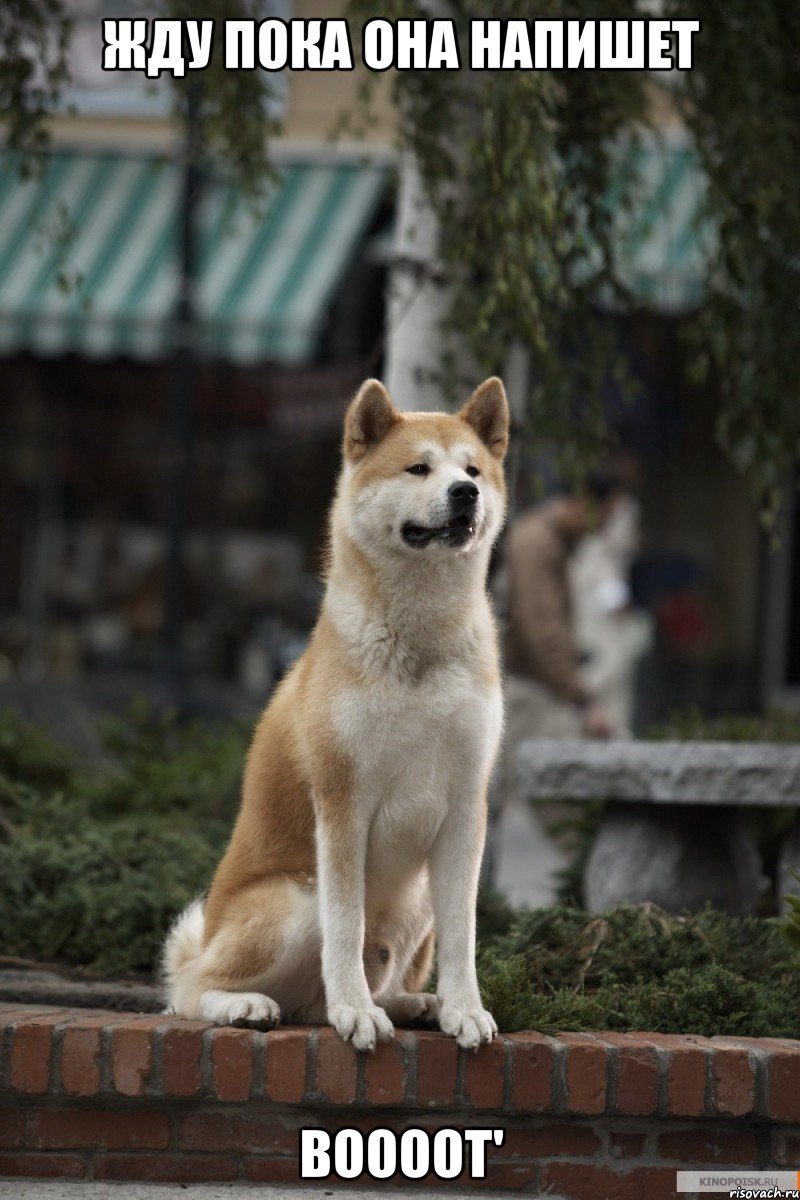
0, 701, 246, 975
0, 810, 225, 974
0, 707, 74, 791
476, 899, 800, 1037
649, 707, 800, 743
89, 697, 248, 820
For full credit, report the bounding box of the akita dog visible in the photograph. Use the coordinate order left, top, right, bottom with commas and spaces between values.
163, 376, 509, 1051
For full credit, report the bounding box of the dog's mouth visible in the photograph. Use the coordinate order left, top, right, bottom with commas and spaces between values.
401, 513, 477, 548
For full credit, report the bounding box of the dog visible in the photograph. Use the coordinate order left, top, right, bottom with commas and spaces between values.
163, 376, 509, 1051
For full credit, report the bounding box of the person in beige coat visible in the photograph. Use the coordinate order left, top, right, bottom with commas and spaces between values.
504, 476, 626, 743
490, 474, 627, 906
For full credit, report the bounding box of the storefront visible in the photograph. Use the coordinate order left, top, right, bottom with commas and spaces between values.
0, 148, 392, 684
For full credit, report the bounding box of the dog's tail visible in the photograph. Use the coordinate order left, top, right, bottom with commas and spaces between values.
161, 898, 206, 1014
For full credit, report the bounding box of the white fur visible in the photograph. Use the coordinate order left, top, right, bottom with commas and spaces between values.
199, 989, 280, 1027
161, 898, 204, 992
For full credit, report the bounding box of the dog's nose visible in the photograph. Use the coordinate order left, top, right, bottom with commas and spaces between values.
448, 480, 479, 508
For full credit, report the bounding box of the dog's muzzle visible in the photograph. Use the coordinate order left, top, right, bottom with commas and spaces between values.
401, 482, 480, 548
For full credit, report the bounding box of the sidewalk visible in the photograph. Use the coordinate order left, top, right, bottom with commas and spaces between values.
1, 1184, 523, 1200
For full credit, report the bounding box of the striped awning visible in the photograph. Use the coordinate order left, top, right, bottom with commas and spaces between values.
610, 132, 712, 313
0, 151, 389, 364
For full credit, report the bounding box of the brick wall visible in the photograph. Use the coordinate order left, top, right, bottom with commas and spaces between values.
1, 1004, 799, 1197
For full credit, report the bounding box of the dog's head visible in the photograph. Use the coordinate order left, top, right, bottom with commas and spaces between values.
336, 377, 509, 562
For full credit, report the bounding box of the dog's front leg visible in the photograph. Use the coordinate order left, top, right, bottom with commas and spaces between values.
428, 795, 497, 1050
316, 810, 394, 1052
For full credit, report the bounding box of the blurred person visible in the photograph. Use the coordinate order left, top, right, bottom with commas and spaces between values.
504, 468, 627, 743
489, 469, 628, 908
570, 489, 653, 733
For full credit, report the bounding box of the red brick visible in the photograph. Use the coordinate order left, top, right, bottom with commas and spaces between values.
314, 1028, 358, 1104
9, 1016, 63, 1093
562, 1033, 606, 1116
609, 1131, 647, 1159
639, 1031, 712, 1118
771, 1130, 800, 1167
161, 1022, 207, 1097
602, 1034, 658, 1116
415, 1032, 458, 1106
177, 1111, 296, 1155
263, 1028, 308, 1103
31, 1109, 169, 1151
769, 1048, 800, 1122
343, 1112, 408, 1135
0, 1107, 25, 1148
666, 1044, 708, 1117
60, 1026, 103, 1097
244, 1157, 304, 1184
211, 1027, 254, 1101
364, 1035, 408, 1105
508, 1033, 555, 1113
463, 1036, 505, 1110
713, 1047, 755, 1117
0, 1006, 64, 1025
643, 1033, 710, 1049
541, 1162, 639, 1200
501, 1123, 601, 1158
657, 1127, 758, 1165
0, 1152, 86, 1178
640, 1165, 683, 1200
95, 1154, 239, 1183
712, 1035, 784, 1051
110, 1023, 157, 1096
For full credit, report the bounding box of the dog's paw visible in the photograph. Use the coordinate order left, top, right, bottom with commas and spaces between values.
438, 1002, 497, 1050
329, 1003, 394, 1051
199, 989, 281, 1029
384, 992, 440, 1025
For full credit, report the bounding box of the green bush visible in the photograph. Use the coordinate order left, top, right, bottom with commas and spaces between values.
479, 958, 800, 1040
0, 701, 247, 974
0, 812, 224, 974
648, 707, 800, 744
89, 697, 248, 819
0, 708, 74, 791
475, 897, 800, 1037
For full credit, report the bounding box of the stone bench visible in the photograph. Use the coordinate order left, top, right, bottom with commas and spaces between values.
516, 740, 800, 914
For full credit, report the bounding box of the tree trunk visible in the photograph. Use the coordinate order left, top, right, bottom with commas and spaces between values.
383, 151, 452, 412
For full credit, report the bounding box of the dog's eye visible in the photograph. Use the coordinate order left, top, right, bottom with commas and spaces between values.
406, 463, 430, 476
466, 465, 480, 478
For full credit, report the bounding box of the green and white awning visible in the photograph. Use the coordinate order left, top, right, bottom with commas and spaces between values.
0, 151, 389, 363
610, 132, 712, 312
0, 135, 708, 362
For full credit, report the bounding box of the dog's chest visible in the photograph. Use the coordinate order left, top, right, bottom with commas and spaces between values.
332, 660, 501, 876
335, 659, 495, 777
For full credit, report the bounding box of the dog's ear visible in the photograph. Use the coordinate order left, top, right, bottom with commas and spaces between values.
344, 379, 400, 462
459, 377, 509, 460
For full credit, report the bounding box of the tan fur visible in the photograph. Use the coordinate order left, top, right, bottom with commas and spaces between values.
163, 377, 509, 1050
